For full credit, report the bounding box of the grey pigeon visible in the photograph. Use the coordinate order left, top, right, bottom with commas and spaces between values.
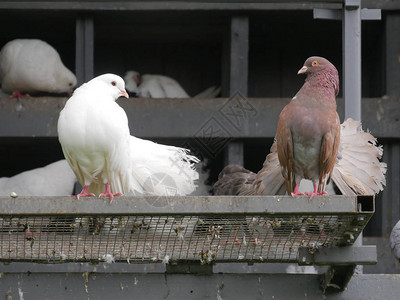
390, 220, 400, 260
0, 39, 77, 95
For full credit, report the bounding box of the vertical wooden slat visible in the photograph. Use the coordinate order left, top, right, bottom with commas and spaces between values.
229, 15, 249, 97
224, 15, 249, 166
385, 14, 400, 98
383, 13, 400, 236
76, 16, 94, 85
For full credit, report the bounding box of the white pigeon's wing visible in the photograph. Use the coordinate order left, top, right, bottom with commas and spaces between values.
0, 160, 76, 196
157, 75, 190, 98
137, 75, 166, 98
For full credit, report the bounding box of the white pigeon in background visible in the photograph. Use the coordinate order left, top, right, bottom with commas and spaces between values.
0, 39, 77, 96
390, 220, 400, 260
0, 160, 76, 196
58, 73, 199, 203
124, 70, 220, 99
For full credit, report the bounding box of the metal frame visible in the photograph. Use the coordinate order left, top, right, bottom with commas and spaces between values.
0, 195, 376, 291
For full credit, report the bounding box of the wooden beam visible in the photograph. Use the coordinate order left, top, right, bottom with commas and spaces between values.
0, 97, 398, 138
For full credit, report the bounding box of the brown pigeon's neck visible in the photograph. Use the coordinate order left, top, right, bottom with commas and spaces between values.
306, 69, 339, 94
295, 80, 337, 107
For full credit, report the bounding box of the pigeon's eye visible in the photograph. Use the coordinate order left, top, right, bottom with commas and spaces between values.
312, 61, 319, 66
111, 81, 117, 86
69, 83, 73, 87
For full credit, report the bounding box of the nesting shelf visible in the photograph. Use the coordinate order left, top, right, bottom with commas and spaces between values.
0, 195, 374, 264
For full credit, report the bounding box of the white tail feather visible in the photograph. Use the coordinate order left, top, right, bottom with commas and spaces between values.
245, 118, 386, 196
331, 118, 386, 195
193, 86, 221, 98
127, 136, 199, 196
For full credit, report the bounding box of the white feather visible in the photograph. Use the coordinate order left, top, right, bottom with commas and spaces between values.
0, 39, 76, 94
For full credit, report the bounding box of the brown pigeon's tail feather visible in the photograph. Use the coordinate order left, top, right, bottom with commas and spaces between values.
213, 164, 256, 195
331, 118, 386, 195
251, 142, 286, 195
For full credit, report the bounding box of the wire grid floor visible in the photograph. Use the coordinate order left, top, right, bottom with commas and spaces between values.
0, 213, 365, 264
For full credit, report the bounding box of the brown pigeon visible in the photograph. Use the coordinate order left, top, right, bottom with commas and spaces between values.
276, 56, 340, 200
213, 57, 386, 198
213, 119, 386, 197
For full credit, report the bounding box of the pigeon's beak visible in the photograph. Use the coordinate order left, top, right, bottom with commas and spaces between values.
297, 66, 308, 75
120, 89, 129, 99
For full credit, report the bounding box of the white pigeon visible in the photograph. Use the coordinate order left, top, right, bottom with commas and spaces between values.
124, 70, 220, 99
0, 160, 76, 196
58, 73, 199, 203
0, 39, 77, 95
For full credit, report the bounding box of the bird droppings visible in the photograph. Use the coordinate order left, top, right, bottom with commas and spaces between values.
82, 271, 89, 294
60, 252, 67, 261
101, 254, 115, 264
174, 225, 185, 241
10, 192, 18, 198
18, 287, 24, 300
162, 255, 170, 264
134, 277, 139, 285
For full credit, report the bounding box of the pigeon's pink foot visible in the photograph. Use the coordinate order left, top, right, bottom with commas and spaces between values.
99, 183, 122, 204
290, 183, 304, 197
305, 185, 327, 201
75, 185, 95, 200
10, 91, 30, 99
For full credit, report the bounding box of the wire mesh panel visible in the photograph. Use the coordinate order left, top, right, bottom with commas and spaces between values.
0, 196, 374, 264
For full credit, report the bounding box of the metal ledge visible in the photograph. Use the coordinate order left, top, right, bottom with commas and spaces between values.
0, 195, 373, 215
0, 1, 343, 11
298, 245, 377, 266
0, 196, 374, 265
